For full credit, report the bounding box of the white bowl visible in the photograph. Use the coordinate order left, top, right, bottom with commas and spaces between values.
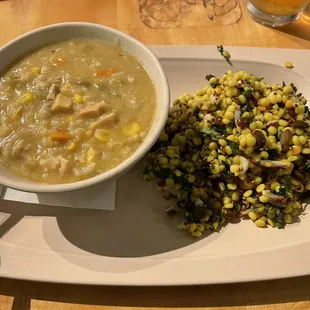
0, 22, 170, 193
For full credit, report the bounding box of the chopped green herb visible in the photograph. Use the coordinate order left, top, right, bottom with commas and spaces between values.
216, 45, 232, 65
227, 140, 239, 155
205, 74, 215, 81
212, 124, 227, 134
201, 127, 222, 140
290, 83, 297, 93
267, 149, 277, 160
242, 89, 252, 98
153, 167, 171, 180
234, 203, 241, 212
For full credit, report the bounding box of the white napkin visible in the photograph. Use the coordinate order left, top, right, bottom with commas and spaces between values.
0, 182, 116, 210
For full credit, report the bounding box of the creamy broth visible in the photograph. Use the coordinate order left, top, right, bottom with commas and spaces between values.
0, 39, 156, 183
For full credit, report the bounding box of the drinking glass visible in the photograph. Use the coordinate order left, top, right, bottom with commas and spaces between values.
247, 0, 309, 27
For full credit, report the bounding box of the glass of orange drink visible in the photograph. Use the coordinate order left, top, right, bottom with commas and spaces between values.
247, 0, 309, 27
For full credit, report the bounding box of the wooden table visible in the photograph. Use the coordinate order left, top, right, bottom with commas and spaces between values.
0, 0, 310, 309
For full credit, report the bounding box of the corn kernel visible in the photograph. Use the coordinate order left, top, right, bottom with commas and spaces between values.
189, 223, 197, 233
248, 211, 257, 221
271, 182, 280, 191
86, 147, 97, 163
256, 184, 265, 193
278, 119, 288, 126
223, 196, 231, 204
227, 183, 237, 190
196, 224, 205, 232
224, 145, 232, 155
255, 219, 266, 227
299, 136, 307, 145
254, 177, 262, 185
284, 62, 294, 69
66, 142, 76, 151
218, 139, 227, 147
267, 219, 275, 227
84, 130, 93, 138
259, 195, 269, 203
18, 92, 34, 104
268, 126, 277, 135
288, 155, 298, 162
246, 135, 256, 147
243, 190, 253, 198
73, 93, 83, 104
123, 122, 141, 136
239, 136, 247, 148
283, 205, 292, 214
257, 106, 266, 112
222, 117, 230, 125
230, 164, 240, 174
233, 156, 240, 164
285, 100, 294, 109
66, 115, 75, 123
94, 129, 111, 143
231, 191, 240, 201
295, 105, 305, 115
301, 148, 310, 155
284, 214, 292, 224
224, 203, 234, 209
290, 145, 301, 155
247, 197, 257, 204
31, 67, 41, 74
209, 142, 217, 150
260, 151, 269, 159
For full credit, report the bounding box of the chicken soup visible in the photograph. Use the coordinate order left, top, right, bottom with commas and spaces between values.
0, 39, 156, 183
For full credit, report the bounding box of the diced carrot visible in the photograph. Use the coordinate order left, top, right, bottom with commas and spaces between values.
94, 68, 117, 77
53, 58, 66, 66
51, 129, 70, 141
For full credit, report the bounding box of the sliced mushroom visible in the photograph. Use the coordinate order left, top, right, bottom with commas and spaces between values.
253, 130, 266, 151
292, 120, 309, 129
47, 83, 60, 101
234, 109, 242, 131
259, 160, 292, 169
262, 190, 286, 207
280, 129, 292, 151
266, 120, 278, 127
240, 208, 251, 216
239, 156, 249, 174
166, 205, 182, 215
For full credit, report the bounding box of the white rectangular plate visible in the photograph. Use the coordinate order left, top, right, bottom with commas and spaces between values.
0, 46, 310, 286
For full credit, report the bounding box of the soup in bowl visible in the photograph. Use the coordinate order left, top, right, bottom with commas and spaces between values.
0, 23, 169, 193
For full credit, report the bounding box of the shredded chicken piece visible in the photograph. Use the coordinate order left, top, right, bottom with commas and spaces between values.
78, 101, 106, 117
90, 111, 117, 129
51, 94, 73, 113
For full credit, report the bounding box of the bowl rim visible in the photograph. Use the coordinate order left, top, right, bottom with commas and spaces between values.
0, 22, 170, 193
